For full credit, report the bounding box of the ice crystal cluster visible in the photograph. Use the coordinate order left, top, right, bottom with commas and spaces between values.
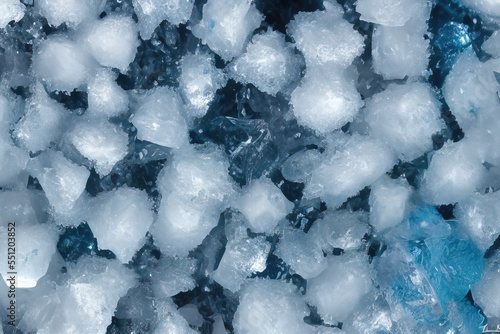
0, 0, 499, 333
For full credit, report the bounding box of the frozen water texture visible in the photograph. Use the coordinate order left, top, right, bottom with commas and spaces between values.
152, 257, 197, 298
85, 14, 140, 72
365, 82, 444, 161
233, 177, 293, 234
36, 0, 105, 28
133, 0, 195, 39
0, 0, 25, 29
229, 29, 302, 96
288, 2, 364, 68
130, 87, 188, 149
83, 187, 154, 263
472, 255, 500, 318
192, 0, 263, 61
291, 66, 363, 134
179, 52, 227, 118
356, 0, 430, 27
482, 30, 500, 57
154, 299, 198, 334
87, 69, 129, 119
280, 149, 322, 183
67, 118, 129, 176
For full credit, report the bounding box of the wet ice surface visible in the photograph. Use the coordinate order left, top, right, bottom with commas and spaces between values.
0, 0, 500, 333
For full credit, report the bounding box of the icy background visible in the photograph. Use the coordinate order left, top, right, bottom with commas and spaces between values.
0, 0, 500, 333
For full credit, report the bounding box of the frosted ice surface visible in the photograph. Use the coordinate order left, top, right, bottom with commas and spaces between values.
419, 139, 487, 205
305, 135, 396, 209
309, 210, 369, 252
0, 190, 39, 225
85, 14, 140, 72
274, 225, 327, 279
36, 0, 104, 28
306, 253, 373, 323
288, 2, 364, 68
133, 0, 195, 39
212, 236, 271, 292
28, 150, 89, 215
233, 279, 313, 334
281, 149, 322, 183
0, 139, 29, 187
33, 36, 91, 92
192, 0, 263, 61
472, 255, 500, 318
0, 223, 57, 288
67, 119, 128, 176
369, 176, 412, 231
154, 299, 198, 334
0, 0, 25, 29
228, 29, 302, 96
356, 0, 429, 27
482, 30, 500, 57
365, 82, 444, 161
455, 191, 500, 252
84, 187, 154, 263
153, 145, 235, 257
290, 66, 363, 134
152, 257, 197, 298
130, 87, 188, 149
461, 0, 500, 18
179, 52, 227, 118
233, 177, 293, 234
87, 69, 129, 119
13, 83, 67, 153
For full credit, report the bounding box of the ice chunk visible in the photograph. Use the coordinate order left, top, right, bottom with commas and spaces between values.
83, 187, 153, 263
281, 149, 322, 183
369, 176, 412, 231
472, 255, 500, 318
455, 191, 500, 252
130, 87, 188, 149
288, 2, 364, 68
290, 66, 363, 134
13, 84, 67, 153
67, 118, 128, 176
365, 82, 444, 161
233, 279, 313, 334
309, 210, 369, 252
228, 29, 302, 96
0, 140, 29, 187
419, 140, 487, 205
36, 0, 104, 28
212, 236, 271, 292
179, 52, 227, 118
0, 0, 25, 28
233, 177, 293, 234
33, 36, 91, 92
152, 145, 235, 257
482, 30, 500, 57
192, 0, 263, 61
133, 0, 195, 39
152, 257, 197, 298
305, 135, 396, 209
306, 253, 373, 323
274, 225, 327, 279
178, 304, 204, 328
28, 150, 89, 214
85, 14, 139, 71
0, 190, 39, 225
154, 299, 198, 334
0, 222, 58, 288
356, 0, 429, 27
461, 0, 500, 18
87, 69, 129, 119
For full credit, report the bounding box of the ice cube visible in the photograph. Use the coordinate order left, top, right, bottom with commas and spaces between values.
36, 0, 105, 28
233, 279, 313, 334
133, 0, 195, 39
152, 257, 197, 298
0, 139, 29, 188
369, 176, 412, 231
365, 82, 444, 161
130, 87, 188, 149
233, 177, 294, 234
154, 299, 198, 334
83, 187, 154, 263
192, 0, 263, 61
212, 236, 271, 292
0, 0, 25, 29
28, 150, 89, 215
67, 118, 129, 176
87, 69, 129, 119
228, 29, 302, 96
306, 253, 373, 323
305, 135, 396, 209
13, 83, 67, 153
288, 2, 364, 68
280, 149, 322, 184
179, 52, 227, 118
356, 0, 429, 27
85, 14, 140, 72
290, 66, 363, 134
472, 254, 500, 318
